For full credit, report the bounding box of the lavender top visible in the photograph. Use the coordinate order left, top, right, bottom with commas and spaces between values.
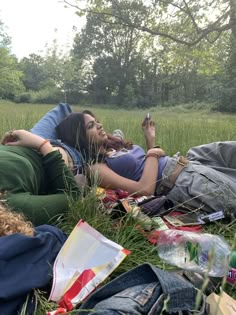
105, 145, 168, 185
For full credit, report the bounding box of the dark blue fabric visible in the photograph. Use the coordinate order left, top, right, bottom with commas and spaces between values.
0, 225, 67, 315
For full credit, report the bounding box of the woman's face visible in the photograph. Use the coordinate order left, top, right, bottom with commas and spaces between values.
83, 114, 108, 146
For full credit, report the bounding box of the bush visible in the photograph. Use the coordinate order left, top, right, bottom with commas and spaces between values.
14, 92, 32, 103
30, 87, 63, 104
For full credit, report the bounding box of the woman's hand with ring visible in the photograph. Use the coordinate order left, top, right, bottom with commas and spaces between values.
1, 129, 44, 150
1, 129, 17, 145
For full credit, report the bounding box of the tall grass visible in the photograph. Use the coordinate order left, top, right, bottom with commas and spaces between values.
1, 101, 236, 313
1, 101, 235, 150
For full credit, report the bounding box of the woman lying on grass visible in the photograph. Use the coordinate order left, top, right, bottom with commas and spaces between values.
0, 203, 67, 314
0, 129, 80, 225
55, 110, 236, 220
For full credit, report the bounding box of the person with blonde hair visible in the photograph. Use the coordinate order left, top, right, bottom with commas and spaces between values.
0, 203, 34, 236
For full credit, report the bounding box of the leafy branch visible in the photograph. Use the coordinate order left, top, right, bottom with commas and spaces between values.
63, 0, 235, 46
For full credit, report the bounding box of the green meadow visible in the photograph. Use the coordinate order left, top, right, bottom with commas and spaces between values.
0, 101, 236, 313
1, 101, 235, 155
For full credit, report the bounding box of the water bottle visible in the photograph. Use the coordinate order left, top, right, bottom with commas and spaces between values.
156, 230, 231, 277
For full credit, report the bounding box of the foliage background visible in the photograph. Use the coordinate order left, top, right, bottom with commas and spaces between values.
1, 0, 236, 111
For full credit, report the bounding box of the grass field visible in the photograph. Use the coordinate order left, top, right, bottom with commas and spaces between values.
0, 101, 236, 313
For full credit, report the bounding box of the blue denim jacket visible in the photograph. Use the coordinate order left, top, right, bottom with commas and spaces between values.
77, 263, 207, 315
30, 103, 83, 173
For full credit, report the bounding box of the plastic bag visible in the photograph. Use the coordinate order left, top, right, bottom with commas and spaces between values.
48, 220, 130, 311
157, 230, 231, 277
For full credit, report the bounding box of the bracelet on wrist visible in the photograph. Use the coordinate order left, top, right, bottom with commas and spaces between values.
145, 153, 161, 160
38, 139, 50, 152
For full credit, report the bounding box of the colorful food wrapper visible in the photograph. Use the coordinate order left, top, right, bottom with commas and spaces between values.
48, 220, 130, 311
227, 267, 236, 285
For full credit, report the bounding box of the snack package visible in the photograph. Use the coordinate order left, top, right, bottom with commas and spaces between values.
49, 220, 130, 311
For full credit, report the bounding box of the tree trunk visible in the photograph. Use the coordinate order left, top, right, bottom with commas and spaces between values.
230, 0, 236, 39
229, 0, 236, 78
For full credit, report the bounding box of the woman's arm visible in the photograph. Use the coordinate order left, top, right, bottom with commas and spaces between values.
6, 193, 73, 225
53, 146, 70, 166
2, 129, 74, 169
89, 148, 165, 196
2, 130, 67, 162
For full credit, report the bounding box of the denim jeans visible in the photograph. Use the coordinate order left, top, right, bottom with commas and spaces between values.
156, 142, 236, 219
77, 263, 207, 314
30, 103, 83, 173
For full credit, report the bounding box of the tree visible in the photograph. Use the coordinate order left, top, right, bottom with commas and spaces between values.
19, 54, 48, 91
73, 10, 229, 106
72, 12, 142, 105
66, 0, 235, 108
0, 47, 25, 99
0, 20, 24, 99
0, 20, 11, 48
64, 0, 235, 46
214, 0, 236, 112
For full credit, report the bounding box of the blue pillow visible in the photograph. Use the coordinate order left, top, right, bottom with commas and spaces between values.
30, 103, 72, 139
31, 103, 83, 173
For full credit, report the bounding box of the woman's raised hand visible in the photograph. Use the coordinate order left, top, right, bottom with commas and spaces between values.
141, 116, 156, 149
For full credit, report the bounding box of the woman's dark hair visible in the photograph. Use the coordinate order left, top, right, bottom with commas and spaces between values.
56, 112, 89, 159
56, 110, 132, 163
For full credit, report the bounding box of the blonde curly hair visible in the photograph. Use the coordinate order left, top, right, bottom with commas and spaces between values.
0, 203, 34, 237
